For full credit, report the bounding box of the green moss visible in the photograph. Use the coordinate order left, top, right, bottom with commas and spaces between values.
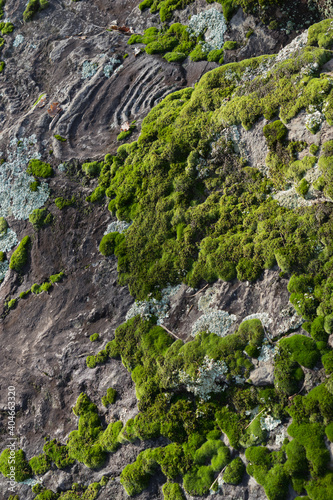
279, 335, 320, 369
310, 143, 319, 155
82, 161, 103, 177
101, 387, 117, 406
99, 232, 125, 256
162, 482, 185, 500
29, 208, 53, 230
29, 180, 40, 191
23, 0, 49, 21
54, 134, 67, 142
43, 439, 74, 469
0, 448, 32, 482
322, 351, 333, 374
54, 196, 75, 209
9, 236, 31, 272
49, 271, 64, 283
0, 60, 4, 72
164, 51, 186, 62
0, 215, 8, 235
27, 159, 53, 178
90, 333, 100, 342
308, 19, 333, 49
7, 298, 17, 309
223, 457, 245, 484
288, 422, 330, 476
29, 453, 51, 475
223, 40, 237, 50
34, 489, 58, 500
0, 250, 5, 261
296, 178, 310, 197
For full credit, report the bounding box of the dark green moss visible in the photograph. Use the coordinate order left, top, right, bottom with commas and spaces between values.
23, 0, 49, 21
54, 196, 75, 209
223, 457, 245, 484
29, 208, 53, 230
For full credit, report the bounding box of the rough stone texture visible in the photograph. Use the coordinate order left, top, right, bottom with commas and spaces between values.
249, 363, 275, 386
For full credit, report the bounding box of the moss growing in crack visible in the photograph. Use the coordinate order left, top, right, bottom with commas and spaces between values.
0, 60, 4, 72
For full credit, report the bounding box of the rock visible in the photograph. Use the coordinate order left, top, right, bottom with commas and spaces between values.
249, 363, 275, 386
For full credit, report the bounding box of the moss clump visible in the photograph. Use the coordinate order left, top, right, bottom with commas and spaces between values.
296, 178, 310, 197
223, 457, 245, 485
0, 21, 13, 33
90, 333, 100, 342
9, 236, 31, 272
23, 0, 49, 21
43, 439, 74, 469
49, 271, 64, 283
162, 482, 186, 500
0, 448, 32, 482
279, 335, 320, 369
101, 387, 117, 407
54, 134, 67, 142
7, 298, 17, 309
29, 453, 51, 475
29, 208, 53, 230
99, 232, 125, 256
0, 215, 8, 235
0, 251, 5, 261
223, 40, 237, 50
82, 161, 103, 177
0, 60, 4, 72
66, 393, 123, 468
310, 143, 319, 155
27, 159, 53, 178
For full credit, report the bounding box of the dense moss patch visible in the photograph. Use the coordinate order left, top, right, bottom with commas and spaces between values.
9, 235, 31, 272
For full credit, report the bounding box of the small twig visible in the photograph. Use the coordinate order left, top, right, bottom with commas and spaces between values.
187, 304, 194, 316
78, 352, 91, 358
288, 381, 306, 401
188, 284, 209, 297
244, 407, 266, 430
160, 324, 181, 340
210, 464, 228, 491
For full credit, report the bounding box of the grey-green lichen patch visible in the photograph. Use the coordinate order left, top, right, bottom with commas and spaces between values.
13, 34, 24, 47
125, 284, 181, 325
0, 259, 8, 281
0, 135, 50, 220
0, 228, 17, 252
187, 8, 227, 53
104, 219, 131, 235
191, 309, 237, 337
178, 355, 228, 401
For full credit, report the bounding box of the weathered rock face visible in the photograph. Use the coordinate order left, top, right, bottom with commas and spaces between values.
1, 1, 332, 499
